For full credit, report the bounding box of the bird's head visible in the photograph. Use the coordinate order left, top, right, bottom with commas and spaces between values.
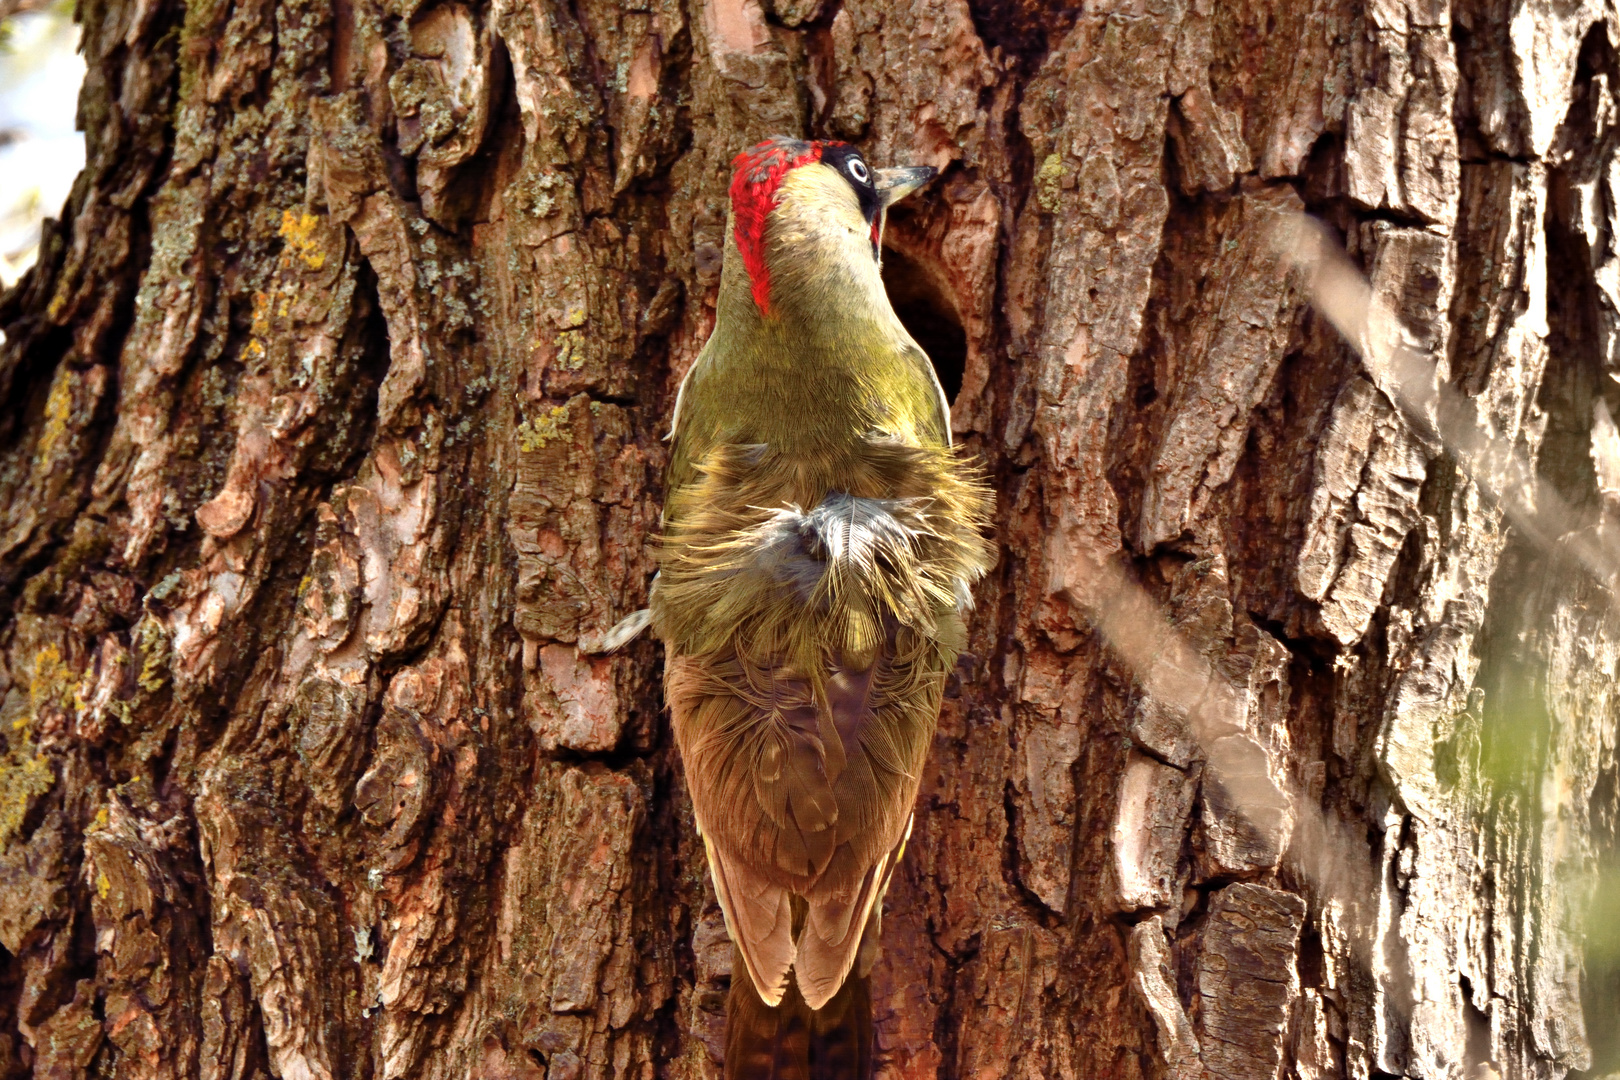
725, 136, 935, 320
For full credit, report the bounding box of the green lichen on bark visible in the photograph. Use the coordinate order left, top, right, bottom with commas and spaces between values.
0, 645, 75, 847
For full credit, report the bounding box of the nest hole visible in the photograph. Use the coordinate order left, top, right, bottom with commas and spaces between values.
882, 247, 966, 403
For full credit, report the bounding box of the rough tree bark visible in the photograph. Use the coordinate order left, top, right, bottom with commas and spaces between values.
0, 0, 1616, 1076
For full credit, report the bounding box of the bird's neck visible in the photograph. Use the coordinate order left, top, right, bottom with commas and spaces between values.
705, 255, 931, 450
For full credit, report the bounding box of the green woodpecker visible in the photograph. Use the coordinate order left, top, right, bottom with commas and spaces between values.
613, 136, 993, 1075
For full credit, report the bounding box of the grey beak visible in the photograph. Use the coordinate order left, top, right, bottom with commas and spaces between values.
874, 165, 937, 208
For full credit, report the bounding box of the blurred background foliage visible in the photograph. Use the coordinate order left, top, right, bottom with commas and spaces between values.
0, 0, 83, 290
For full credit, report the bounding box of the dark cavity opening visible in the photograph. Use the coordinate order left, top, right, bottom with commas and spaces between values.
882, 247, 966, 403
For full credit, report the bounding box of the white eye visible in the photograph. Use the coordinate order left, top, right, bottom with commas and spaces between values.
848, 159, 870, 184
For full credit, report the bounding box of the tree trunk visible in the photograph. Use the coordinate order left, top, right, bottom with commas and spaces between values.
0, 0, 1616, 1076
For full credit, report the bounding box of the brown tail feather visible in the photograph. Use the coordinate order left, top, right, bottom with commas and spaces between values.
807, 972, 873, 1080
725, 952, 874, 1080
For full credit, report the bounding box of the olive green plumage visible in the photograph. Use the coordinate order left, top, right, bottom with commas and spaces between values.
657, 439, 990, 668
647, 147, 994, 1023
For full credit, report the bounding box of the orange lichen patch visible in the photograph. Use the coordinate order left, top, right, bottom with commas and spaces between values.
250, 290, 270, 335
243, 290, 271, 361
279, 210, 327, 270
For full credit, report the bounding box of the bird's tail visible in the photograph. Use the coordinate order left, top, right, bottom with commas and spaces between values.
724, 950, 873, 1080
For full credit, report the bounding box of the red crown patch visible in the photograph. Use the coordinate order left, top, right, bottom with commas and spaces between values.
728, 137, 849, 315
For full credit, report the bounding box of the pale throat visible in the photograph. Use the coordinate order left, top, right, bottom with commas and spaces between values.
760, 167, 893, 326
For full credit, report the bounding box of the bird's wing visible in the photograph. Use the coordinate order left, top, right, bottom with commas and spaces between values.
667, 652, 836, 1009
669, 653, 843, 879
704, 834, 796, 1007
677, 642, 928, 1011
854, 811, 912, 979
790, 626, 938, 1009
795, 813, 913, 1009
900, 341, 954, 447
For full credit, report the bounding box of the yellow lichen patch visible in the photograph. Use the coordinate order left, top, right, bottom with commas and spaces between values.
0, 753, 53, 848
243, 290, 270, 362
35, 367, 75, 462
134, 616, 170, 694
554, 331, 585, 371
26, 644, 75, 729
96, 872, 111, 899
517, 404, 571, 452
1035, 153, 1065, 214
1, 644, 77, 845
279, 210, 327, 270
94, 805, 109, 830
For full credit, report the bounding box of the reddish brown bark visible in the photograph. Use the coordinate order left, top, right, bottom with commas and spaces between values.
0, 0, 1616, 1077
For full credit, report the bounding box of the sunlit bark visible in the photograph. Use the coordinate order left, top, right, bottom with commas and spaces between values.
0, 0, 1615, 1077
